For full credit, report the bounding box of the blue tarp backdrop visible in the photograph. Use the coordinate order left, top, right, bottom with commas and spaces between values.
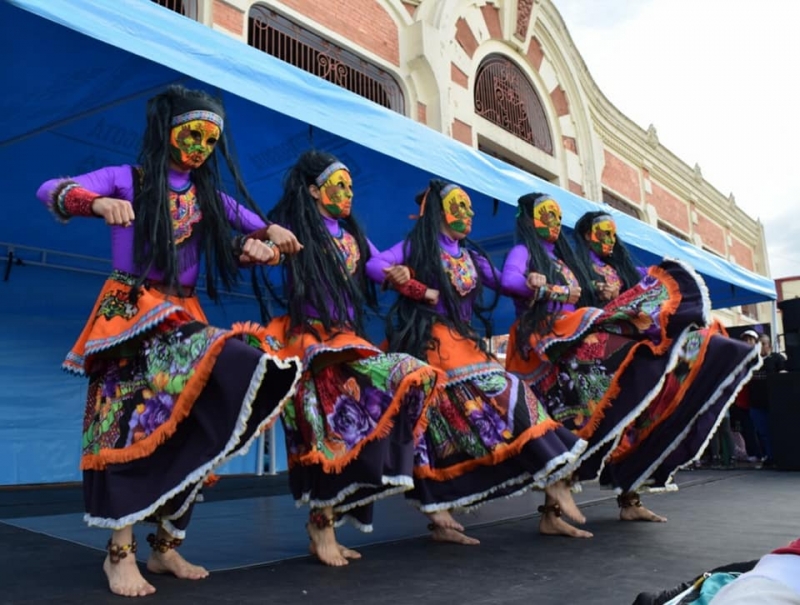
1, 0, 776, 485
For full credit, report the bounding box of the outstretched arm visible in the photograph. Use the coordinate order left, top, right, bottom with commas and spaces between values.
37, 165, 135, 225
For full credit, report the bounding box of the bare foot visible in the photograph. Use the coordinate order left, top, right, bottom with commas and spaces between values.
430, 526, 480, 545
146, 549, 209, 580
544, 481, 586, 524
426, 510, 465, 532
307, 523, 360, 567
620, 505, 667, 523
103, 555, 156, 598
539, 512, 593, 539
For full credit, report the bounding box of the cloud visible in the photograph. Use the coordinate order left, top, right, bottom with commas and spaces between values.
553, 0, 800, 278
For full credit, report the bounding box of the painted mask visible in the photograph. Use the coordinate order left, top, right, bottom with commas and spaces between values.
533, 197, 562, 242
319, 168, 353, 218
589, 215, 617, 257
169, 118, 221, 170
442, 185, 474, 235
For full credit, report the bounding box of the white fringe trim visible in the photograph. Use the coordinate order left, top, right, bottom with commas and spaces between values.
83, 352, 302, 534
626, 344, 762, 493
410, 437, 587, 514
661, 257, 712, 327
335, 515, 373, 533
582, 326, 692, 483
295, 475, 415, 518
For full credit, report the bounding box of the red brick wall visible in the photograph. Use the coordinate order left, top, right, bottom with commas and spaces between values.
729, 236, 755, 270
696, 213, 726, 254
452, 118, 473, 145
278, 0, 400, 65
601, 151, 641, 203
526, 36, 544, 71
647, 181, 689, 232
451, 63, 469, 89
550, 85, 569, 116
562, 136, 577, 154
213, 0, 244, 35
417, 102, 427, 125
568, 180, 584, 196
455, 17, 479, 58
481, 4, 503, 39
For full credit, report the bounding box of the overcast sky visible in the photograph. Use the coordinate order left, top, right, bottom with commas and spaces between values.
554, 0, 799, 278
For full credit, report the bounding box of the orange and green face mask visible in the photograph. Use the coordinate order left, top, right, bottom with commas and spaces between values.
589, 215, 616, 257
169, 112, 223, 170
315, 162, 353, 218
441, 185, 474, 235
533, 197, 562, 242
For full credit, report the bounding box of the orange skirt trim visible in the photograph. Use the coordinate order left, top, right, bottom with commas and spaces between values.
414, 418, 560, 481
255, 316, 442, 474
608, 325, 715, 464
417, 323, 559, 481
80, 320, 265, 471
506, 265, 684, 442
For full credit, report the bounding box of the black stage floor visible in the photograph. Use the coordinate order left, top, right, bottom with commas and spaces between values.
1, 469, 797, 605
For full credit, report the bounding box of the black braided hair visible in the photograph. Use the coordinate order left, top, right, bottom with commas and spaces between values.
267, 149, 377, 338
385, 179, 499, 360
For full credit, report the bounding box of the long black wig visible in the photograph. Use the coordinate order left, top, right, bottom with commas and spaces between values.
573, 211, 643, 291
132, 85, 270, 303
385, 179, 499, 360
267, 149, 377, 338
512, 193, 599, 354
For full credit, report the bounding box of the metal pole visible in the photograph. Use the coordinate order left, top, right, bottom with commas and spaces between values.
255, 432, 265, 476
268, 425, 278, 475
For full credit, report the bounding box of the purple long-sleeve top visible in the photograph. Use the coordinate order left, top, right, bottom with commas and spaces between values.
366, 232, 499, 323
298, 214, 380, 323
501, 242, 579, 315
37, 164, 267, 287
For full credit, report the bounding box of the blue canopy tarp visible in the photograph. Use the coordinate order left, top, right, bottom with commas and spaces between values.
0, 0, 776, 485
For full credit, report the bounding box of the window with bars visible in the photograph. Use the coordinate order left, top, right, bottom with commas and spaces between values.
247, 6, 405, 114
474, 54, 553, 155
151, 0, 198, 19
602, 190, 642, 220
657, 220, 690, 242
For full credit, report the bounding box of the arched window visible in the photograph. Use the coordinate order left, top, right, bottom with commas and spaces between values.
248, 5, 405, 114
474, 54, 553, 154
151, 0, 198, 19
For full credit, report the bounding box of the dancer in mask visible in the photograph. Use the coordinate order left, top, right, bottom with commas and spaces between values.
571, 210, 762, 517
368, 180, 587, 544
502, 194, 759, 537
255, 151, 441, 566
36, 85, 303, 597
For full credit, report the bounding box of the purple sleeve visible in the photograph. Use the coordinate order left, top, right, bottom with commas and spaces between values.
637, 266, 648, 279
472, 253, 499, 291
500, 245, 533, 298
220, 192, 269, 233
364, 240, 408, 285
36, 164, 135, 207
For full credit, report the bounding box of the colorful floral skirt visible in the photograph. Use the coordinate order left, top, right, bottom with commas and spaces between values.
506, 260, 707, 486
72, 271, 301, 537
407, 324, 585, 512
257, 316, 440, 531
